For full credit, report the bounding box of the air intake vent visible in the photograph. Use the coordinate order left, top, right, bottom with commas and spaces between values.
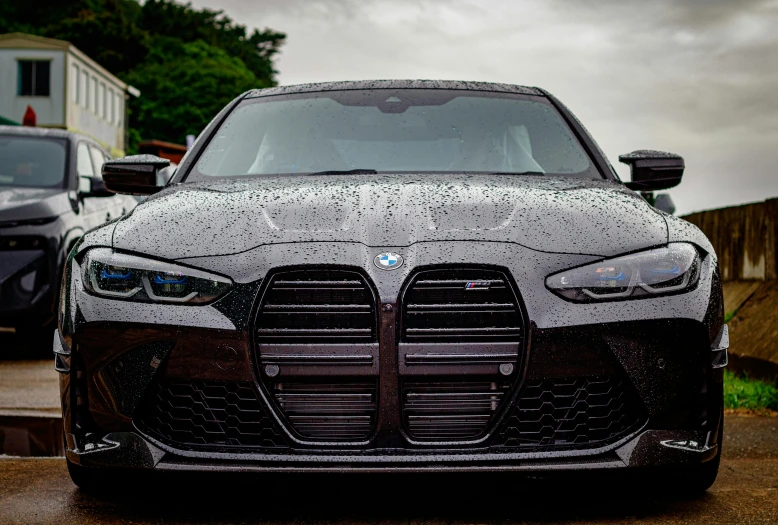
403, 380, 511, 440
494, 376, 645, 448
274, 381, 377, 441
401, 268, 521, 343
257, 269, 377, 344
136, 380, 288, 449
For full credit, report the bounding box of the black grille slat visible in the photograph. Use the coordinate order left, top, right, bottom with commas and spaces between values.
494, 376, 645, 449
402, 269, 521, 343
257, 269, 377, 344
262, 304, 371, 311
274, 382, 377, 441
403, 380, 510, 440
136, 380, 288, 449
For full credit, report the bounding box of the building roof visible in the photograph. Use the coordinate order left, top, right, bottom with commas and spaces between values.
139, 139, 187, 153
0, 32, 135, 94
246, 79, 543, 99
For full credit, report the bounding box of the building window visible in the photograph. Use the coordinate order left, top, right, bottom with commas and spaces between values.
107, 88, 114, 123
81, 70, 89, 108
98, 82, 105, 119
115, 93, 123, 127
101, 83, 108, 120
91, 77, 97, 113
71, 64, 80, 102
17, 60, 51, 97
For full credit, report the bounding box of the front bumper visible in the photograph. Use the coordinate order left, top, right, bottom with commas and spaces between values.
58, 240, 726, 474
65, 426, 720, 473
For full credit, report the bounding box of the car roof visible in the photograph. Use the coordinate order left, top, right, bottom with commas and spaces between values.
0, 125, 96, 143
246, 79, 544, 99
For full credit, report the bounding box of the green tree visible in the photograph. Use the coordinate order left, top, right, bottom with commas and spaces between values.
138, 0, 284, 81
0, 0, 285, 150
125, 37, 265, 145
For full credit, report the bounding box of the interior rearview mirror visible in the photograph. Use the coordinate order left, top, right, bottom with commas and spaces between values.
102, 154, 171, 195
619, 150, 684, 191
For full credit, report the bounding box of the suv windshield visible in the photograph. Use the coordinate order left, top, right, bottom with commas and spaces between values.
189, 89, 600, 180
0, 135, 67, 188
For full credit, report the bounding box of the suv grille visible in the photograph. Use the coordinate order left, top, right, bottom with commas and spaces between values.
401, 268, 521, 342
494, 376, 645, 448
136, 380, 288, 449
256, 268, 376, 344
273, 381, 377, 441
403, 380, 511, 440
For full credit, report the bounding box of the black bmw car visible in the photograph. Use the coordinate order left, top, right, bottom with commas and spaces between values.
0, 125, 136, 352
55, 80, 727, 493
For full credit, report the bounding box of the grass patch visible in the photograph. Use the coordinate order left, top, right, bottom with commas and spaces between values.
724, 369, 778, 412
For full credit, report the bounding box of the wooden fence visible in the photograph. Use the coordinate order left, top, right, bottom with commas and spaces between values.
682, 198, 778, 281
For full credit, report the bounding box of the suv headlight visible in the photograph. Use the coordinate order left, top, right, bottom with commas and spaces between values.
82, 248, 232, 304
546, 243, 701, 302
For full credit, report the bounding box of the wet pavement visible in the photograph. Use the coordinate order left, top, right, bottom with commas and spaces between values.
1, 415, 776, 524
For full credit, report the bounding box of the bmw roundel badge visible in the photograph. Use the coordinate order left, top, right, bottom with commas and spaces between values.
374, 252, 404, 270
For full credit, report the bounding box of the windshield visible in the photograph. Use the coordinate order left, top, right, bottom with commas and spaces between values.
189, 90, 599, 180
0, 135, 67, 188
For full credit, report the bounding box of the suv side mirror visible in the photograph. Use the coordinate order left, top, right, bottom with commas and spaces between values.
619, 150, 684, 191
102, 155, 171, 195
78, 175, 114, 198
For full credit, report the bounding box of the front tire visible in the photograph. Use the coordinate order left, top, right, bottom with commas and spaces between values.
662, 409, 723, 496
66, 458, 142, 493
66, 458, 104, 493
682, 451, 721, 494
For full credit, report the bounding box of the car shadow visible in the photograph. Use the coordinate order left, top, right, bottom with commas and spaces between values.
65, 471, 715, 524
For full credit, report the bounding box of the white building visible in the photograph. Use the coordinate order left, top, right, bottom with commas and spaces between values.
0, 33, 139, 155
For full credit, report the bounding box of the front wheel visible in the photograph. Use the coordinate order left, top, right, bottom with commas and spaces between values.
655, 410, 723, 496
66, 458, 144, 493
66, 458, 105, 493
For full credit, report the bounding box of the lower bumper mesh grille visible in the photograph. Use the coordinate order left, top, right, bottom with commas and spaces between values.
273, 381, 377, 441
494, 376, 645, 448
136, 380, 288, 449
403, 380, 511, 440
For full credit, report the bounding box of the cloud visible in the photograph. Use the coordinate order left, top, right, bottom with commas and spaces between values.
189, 0, 778, 214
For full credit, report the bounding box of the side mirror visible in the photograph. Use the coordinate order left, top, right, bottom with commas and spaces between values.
101, 154, 171, 195
619, 150, 684, 191
78, 175, 114, 198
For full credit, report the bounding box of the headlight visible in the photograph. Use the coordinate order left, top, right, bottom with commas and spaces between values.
82, 248, 232, 304
546, 243, 701, 302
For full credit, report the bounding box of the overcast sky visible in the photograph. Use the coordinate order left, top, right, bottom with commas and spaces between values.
192, 0, 778, 215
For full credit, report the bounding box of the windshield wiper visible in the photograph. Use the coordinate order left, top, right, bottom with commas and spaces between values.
308, 169, 378, 175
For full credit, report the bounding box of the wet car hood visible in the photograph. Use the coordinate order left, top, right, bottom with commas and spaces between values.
0, 187, 71, 223
112, 174, 668, 259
